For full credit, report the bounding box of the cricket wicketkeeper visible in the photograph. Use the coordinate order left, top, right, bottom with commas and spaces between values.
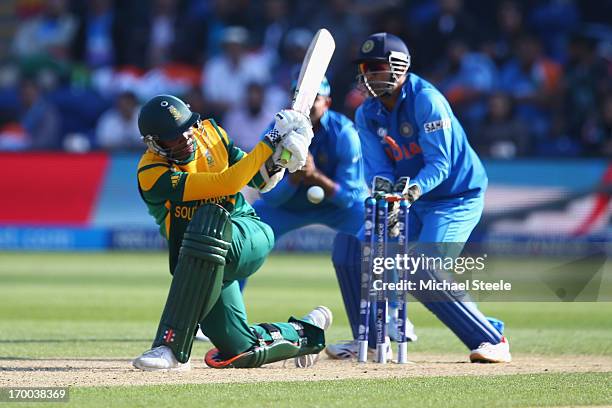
132, 94, 332, 370
329, 33, 511, 363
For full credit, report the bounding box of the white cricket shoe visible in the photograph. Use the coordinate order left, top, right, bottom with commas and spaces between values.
470, 336, 512, 363
132, 345, 191, 371
388, 313, 418, 343
195, 328, 210, 342
325, 337, 393, 361
294, 306, 333, 368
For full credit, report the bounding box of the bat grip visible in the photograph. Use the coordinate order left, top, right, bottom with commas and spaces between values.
280, 148, 291, 165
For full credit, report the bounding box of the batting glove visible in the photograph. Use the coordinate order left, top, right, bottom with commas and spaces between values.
279, 128, 314, 173
264, 109, 311, 149
258, 159, 286, 193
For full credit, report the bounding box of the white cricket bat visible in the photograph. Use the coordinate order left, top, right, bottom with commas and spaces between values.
280, 28, 335, 165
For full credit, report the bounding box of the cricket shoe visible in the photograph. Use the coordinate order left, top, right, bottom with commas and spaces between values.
469, 336, 512, 363
132, 345, 191, 371
325, 337, 393, 361
294, 306, 333, 368
195, 328, 210, 342
387, 313, 418, 343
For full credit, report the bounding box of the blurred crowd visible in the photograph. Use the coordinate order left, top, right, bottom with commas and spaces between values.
0, 0, 610, 157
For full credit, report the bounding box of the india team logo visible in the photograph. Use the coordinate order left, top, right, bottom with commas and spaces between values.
400, 122, 413, 137
361, 40, 374, 53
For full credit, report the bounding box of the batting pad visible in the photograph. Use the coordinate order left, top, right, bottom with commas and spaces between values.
153, 204, 232, 363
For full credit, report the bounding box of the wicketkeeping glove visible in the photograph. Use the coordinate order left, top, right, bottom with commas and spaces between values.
371, 175, 393, 199
370, 175, 399, 235
394, 176, 421, 204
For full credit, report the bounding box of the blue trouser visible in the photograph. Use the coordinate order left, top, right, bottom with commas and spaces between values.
409, 195, 483, 242
408, 196, 502, 349
240, 200, 364, 291
334, 195, 502, 350
252, 200, 365, 239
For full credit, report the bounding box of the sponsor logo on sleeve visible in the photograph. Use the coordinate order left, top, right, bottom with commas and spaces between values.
423, 118, 451, 133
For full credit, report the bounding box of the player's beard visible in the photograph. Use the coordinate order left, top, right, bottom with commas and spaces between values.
168, 133, 196, 163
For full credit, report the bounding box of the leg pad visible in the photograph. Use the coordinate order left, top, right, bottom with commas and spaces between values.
153, 204, 233, 363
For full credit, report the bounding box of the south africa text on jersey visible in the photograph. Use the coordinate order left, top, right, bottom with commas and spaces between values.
174, 197, 229, 220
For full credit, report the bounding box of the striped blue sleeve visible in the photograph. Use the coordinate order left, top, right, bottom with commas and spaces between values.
413, 90, 453, 194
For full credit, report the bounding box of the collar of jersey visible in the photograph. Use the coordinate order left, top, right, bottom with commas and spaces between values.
312, 110, 330, 145
372, 79, 410, 116
319, 110, 331, 132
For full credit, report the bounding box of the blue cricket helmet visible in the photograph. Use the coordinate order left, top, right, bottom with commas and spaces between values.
355, 33, 411, 97
355, 32, 410, 63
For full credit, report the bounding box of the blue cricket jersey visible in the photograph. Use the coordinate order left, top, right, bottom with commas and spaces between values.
355, 73, 487, 201
262, 110, 369, 210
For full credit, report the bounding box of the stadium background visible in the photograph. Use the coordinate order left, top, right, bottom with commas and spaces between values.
0, 0, 609, 251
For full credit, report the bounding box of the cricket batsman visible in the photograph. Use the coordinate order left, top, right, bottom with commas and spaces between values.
330, 33, 511, 363
132, 94, 333, 370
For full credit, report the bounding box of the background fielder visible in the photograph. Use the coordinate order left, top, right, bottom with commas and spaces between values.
253, 77, 367, 240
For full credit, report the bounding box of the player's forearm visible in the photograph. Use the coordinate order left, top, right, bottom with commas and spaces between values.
183, 142, 273, 201
413, 161, 450, 195
328, 183, 357, 209
310, 171, 360, 209
363, 152, 394, 191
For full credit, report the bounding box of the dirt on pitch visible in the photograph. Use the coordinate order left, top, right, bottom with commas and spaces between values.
2, 354, 612, 388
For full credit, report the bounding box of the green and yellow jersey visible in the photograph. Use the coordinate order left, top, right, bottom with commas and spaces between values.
137, 118, 273, 271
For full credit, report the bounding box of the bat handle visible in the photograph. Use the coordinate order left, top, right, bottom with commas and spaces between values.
280, 148, 292, 165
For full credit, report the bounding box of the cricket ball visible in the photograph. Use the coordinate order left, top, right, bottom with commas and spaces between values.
307, 186, 325, 204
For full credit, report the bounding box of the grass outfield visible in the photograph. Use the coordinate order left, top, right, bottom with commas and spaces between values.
71, 373, 612, 408
1, 252, 611, 407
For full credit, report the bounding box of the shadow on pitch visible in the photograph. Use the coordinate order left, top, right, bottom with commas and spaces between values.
0, 357, 132, 361
0, 338, 149, 344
